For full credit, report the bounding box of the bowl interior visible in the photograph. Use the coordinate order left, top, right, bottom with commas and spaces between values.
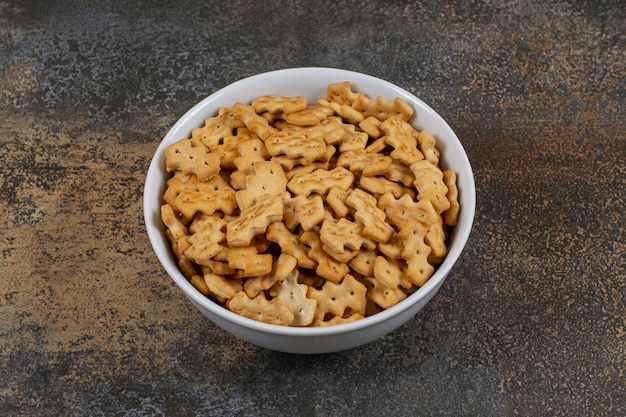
144, 67, 475, 337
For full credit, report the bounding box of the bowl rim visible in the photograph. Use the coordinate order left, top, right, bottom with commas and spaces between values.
144, 67, 475, 337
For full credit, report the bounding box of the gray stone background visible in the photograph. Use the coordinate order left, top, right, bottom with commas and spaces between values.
1, 0, 624, 416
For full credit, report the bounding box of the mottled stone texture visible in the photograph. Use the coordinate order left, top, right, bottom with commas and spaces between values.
0, 0, 624, 416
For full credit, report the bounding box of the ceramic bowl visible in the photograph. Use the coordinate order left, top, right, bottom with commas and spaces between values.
144, 67, 475, 354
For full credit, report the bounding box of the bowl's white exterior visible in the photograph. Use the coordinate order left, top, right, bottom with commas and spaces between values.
144, 68, 475, 354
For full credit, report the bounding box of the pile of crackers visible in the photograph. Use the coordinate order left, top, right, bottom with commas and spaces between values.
161, 82, 459, 326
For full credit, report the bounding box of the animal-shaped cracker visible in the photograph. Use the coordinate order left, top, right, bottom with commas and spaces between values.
271, 270, 317, 327
235, 160, 287, 210
283, 194, 325, 232
284, 104, 335, 126
221, 246, 273, 278
319, 218, 363, 255
233, 102, 278, 140
204, 273, 243, 304
171, 175, 238, 218
366, 277, 407, 309
160, 204, 188, 241
183, 217, 228, 266
266, 222, 317, 269
351, 94, 414, 122
226, 194, 283, 247
359, 116, 382, 139
381, 116, 424, 166
337, 149, 392, 177
399, 222, 434, 287
326, 81, 363, 106
264, 131, 328, 164
325, 185, 352, 218
307, 274, 367, 321
416, 129, 440, 165
300, 230, 350, 283
227, 291, 294, 326
243, 253, 297, 298
165, 138, 221, 181
410, 159, 451, 213
346, 188, 394, 243
287, 167, 354, 197
251, 94, 308, 115
377, 192, 441, 229
318, 98, 364, 125
274, 117, 346, 145
192, 106, 244, 149
231, 137, 270, 189
359, 175, 415, 199
443, 169, 460, 226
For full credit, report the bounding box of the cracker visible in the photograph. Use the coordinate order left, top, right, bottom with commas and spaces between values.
283, 193, 325, 232
348, 249, 378, 277
359, 175, 415, 199
326, 81, 363, 106
312, 313, 365, 327
319, 98, 364, 124
346, 188, 394, 243
319, 218, 363, 254
381, 158, 415, 187
183, 218, 227, 266
226, 194, 283, 247
190, 274, 211, 296
160, 203, 188, 241
359, 116, 382, 139
337, 149, 392, 177
284, 104, 335, 126
274, 117, 346, 145
271, 270, 317, 327
191, 106, 244, 148
443, 169, 460, 226
265, 130, 328, 164
416, 129, 440, 165
222, 246, 273, 278
165, 229, 197, 280
325, 185, 352, 218
233, 102, 278, 140
228, 291, 294, 326
287, 167, 354, 197
373, 255, 404, 289
338, 127, 369, 153
204, 273, 243, 303
410, 159, 451, 213
351, 94, 414, 122
266, 221, 317, 269
307, 274, 367, 321
243, 253, 297, 298
300, 230, 350, 283
251, 94, 308, 115
172, 175, 238, 218
399, 222, 434, 287
377, 232, 404, 260
366, 277, 407, 309
165, 138, 221, 181
381, 116, 424, 166
235, 160, 287, 210
377, 192, 441, 230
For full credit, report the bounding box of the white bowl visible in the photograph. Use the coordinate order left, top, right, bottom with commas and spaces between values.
144, 67, 475, 354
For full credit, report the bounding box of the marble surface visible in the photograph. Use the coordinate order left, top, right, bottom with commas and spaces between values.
1, 0, 624, 415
